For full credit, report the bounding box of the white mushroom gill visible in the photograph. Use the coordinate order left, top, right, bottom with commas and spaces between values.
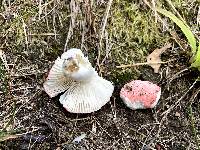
43, 48, 114, 113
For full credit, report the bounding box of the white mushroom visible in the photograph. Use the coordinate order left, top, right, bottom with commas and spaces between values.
43, 48, 114, 113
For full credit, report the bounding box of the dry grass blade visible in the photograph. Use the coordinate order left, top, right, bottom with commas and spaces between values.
0, 134, 19, 142
164, 0, 186, 24
116, 60, 173, 68
161, 78, 198, 117
98, 0, 113, 66
21, 18, 29, 49
168, 67, 190, 84
151, 0, 157, 23
0, 50, 9, 72
64, 0, 79, 51
156, 8, 197, 54
197, 6, 200, 26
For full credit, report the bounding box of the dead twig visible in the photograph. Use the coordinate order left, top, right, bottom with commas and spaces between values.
188, 87, 200, 105
99, 0, 113, 47
28, 33, 60, 36
21, 18, 29, 49
154, 78, 198, 141
140, 125, 156, 150
168, 67, 190, 84
151, 0, 157, 23
64, 0, 79, 52
197, 6, 200, 26
162, 78, 197, 117
97, 0, 113, 68
165, 0, 186, 24
116, 59, 175, 68
53, 0, 57, 40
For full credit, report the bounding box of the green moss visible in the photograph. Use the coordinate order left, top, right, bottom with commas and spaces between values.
110, 69, 140, 85
0, 0, 196, 85
106, 1, 170, 83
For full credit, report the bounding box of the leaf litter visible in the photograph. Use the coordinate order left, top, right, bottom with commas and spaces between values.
146, 43, 172, 73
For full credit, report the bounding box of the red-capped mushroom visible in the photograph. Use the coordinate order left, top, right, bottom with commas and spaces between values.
120, 80, 161, 110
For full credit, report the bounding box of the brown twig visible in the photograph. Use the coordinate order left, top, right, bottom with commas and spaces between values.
116, 59, 175, 68
161, 78, 197, 117
97, 0, 113, 68
64, 0, 78, 52
28, 33, 60, 36
53, 0, 57, 40
197, 6, 200, 26
168, 67, 190, 84
151, 0, 157, 23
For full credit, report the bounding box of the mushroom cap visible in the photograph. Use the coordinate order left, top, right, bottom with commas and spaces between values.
43, 57, 73, 98
43, 48, 95, 97
43, 48, 114, 113
59, 76, 114, 113
62, 48, 97, 81
120, 80, 161, 110
61, 48, 84, 60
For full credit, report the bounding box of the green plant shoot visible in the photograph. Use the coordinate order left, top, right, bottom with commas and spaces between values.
156, 8, 200, 70
191, 43, 200, 70
156, 8, 196, 54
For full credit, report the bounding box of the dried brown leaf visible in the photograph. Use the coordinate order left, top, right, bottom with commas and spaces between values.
146, 43, 171, 73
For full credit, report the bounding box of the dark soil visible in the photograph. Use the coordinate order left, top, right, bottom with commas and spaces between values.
1, 52, 199, 149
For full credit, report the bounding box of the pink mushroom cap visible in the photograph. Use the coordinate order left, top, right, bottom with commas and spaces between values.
120, 80, 161, 110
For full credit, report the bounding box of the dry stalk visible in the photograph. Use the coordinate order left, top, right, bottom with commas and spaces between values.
151, 0, 158, 23
143, 0, 188, 51
97, 0, 113, 67
155, 78, 198, 140
64, 0, 79, 52
116, 60, 175, 68
197, 6, 200, 26
53, 0, 57, 40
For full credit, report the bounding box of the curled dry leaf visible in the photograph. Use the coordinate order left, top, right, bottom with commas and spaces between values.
146, 43, 171, 73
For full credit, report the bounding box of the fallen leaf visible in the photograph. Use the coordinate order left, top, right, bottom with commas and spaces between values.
146, 43, 171, 73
